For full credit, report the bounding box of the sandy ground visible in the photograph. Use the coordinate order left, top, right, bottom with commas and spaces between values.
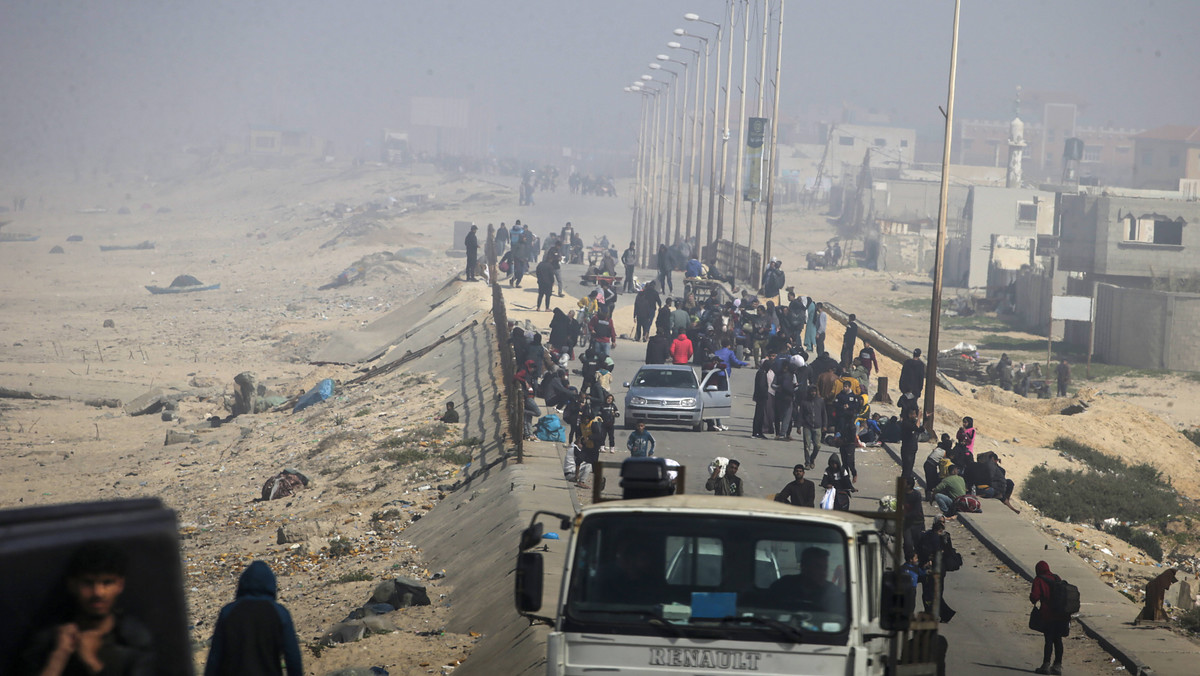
4, 159, 1200, 673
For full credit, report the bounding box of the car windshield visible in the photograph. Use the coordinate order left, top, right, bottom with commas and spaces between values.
563, 513, 851, 644
633, 369, 698, 389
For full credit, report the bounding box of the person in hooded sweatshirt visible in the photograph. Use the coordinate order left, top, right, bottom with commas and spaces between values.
204, 560, 302, 676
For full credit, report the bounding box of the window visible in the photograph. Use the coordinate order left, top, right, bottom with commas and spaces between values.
873, 138, 887, 147
839, 136, 855, 146
1017, 202, 1038, 223
1116, 146, 1130, 154
900, 139, 909, 148
1125, 215, 1184, 245
1083, 146, 1102, 162
1142, 150, 1154, 166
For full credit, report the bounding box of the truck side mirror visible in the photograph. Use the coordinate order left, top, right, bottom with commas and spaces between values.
519, 523, 544, 550
879, 571, 912, 631
515, 551, 544, 613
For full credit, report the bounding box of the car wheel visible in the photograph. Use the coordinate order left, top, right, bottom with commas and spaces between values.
692, 421, 704, 432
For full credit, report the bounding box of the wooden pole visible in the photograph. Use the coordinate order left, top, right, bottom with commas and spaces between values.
922, 0, 961, 433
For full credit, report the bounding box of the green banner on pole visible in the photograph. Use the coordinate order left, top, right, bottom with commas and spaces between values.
743, 117, 769, 202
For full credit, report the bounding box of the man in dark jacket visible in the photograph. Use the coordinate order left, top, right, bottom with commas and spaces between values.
899, 349, 925, 400
464, 224, 479, 281
621, 242, 638, 292
797, 385, 827, 468
645, 333, 671, 364
773, 362, 798, 440
899, 406, 922, 480
752, 360, 772, 439
774, 464, 815, 507
840, 313, 859, 368
204, 560, 302, 676
633, 282, 661, 341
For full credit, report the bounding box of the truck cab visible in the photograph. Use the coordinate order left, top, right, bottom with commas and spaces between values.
516, 492, 925, 675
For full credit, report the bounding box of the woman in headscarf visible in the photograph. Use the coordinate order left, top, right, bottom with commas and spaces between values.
1030, 560, 1069, 674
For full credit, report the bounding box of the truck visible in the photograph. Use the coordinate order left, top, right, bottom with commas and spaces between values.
514, 458, 942, 675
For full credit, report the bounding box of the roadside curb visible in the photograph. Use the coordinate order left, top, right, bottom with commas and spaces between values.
956, 513, 1156, 676
880, 442, 1157, 676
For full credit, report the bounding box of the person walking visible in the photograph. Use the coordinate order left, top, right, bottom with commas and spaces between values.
1030, 560, 1070, 674
840, 313, 859, 368
797, 385, 827, 469
751, 359, 772, 439
626, 420, 656, 457
464, 224, 479, 281
899, 349, 925, 400
813, 303, 828, 356
669, 330, 693, 365
656, 243, 673, 293
774, 464, 815, 507
820, 453, 854, 511
204, 560, 303, 676
899, 406, 922, 480
705, 459, 743, 496
621, 242, 637, 293
632, 281, 661, 341
535, 254, 556, 311
1055, 360, 1071, 398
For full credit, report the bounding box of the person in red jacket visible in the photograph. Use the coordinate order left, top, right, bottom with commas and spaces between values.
669, 330, 694, 365
1030, 560, 1069, 674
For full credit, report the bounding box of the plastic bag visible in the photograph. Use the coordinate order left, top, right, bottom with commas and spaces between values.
820, 487, 837, 510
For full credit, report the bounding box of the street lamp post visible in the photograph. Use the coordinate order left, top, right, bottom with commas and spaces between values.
650, 62, 680, 250
627, 85, 656, 260
670, 38, 704, 257
657, 53, 689, 248
675, 27, 711, 259
730, 0, 751, 285
685, 10, 724, 260
761, 0, 785, 274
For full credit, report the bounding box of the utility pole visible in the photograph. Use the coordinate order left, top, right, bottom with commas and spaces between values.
923, 0, 961, 433
762, 0, 785, 274
730, 0, 751, 284
716, 0, 737, 243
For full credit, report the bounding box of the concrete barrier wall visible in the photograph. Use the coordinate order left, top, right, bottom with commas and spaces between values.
1094, 283, 1200, 372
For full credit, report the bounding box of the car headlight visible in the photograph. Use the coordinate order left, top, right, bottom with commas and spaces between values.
630, 396, 648, 405
680, 398, 697, 408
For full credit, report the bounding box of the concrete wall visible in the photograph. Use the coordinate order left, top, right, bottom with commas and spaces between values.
1093, 283, 1200, 372
961, 186, 1056, 289
877, 232, 937, 274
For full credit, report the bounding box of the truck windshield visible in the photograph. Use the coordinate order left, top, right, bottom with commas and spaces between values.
563, 513, 851, 643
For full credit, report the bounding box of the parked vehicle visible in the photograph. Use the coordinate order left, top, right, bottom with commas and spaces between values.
622, 365, 731, 432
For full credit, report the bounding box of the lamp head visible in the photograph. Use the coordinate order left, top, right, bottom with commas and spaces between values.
674, 28, 685, 36
684, 13, 700, 21
667, 41, 681, 49
656, 54, 670, 61
649, 63, 662, 70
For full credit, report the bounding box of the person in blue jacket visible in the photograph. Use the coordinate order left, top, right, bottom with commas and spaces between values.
204, 560, 302, 676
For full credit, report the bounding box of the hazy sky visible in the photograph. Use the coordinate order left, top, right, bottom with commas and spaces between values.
1, 0, 1196, 176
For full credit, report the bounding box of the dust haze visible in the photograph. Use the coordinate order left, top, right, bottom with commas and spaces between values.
1, 0, 1196, 180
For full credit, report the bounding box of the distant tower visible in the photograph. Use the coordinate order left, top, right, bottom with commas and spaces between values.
1006, 87, 1026, 189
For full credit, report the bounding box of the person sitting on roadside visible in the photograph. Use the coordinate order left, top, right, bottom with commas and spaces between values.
932, 464, 967, 516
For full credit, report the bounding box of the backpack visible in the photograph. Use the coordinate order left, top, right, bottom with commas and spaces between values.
1048, 577, 1081, 615
954, 494, 982, 513
535, 414, 567, 443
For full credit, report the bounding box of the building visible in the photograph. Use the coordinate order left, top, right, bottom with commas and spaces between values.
818, 123, 917, 179
247, 125, 323, 157
943, 185, 1056, 289
1058, 188, 1200, 371
1131, 125, 1200, 190
1058, 188, 1200, 288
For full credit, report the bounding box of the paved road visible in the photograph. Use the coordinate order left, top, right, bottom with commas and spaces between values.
589, 349, 1116, 675
502, 186, 1117, 672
